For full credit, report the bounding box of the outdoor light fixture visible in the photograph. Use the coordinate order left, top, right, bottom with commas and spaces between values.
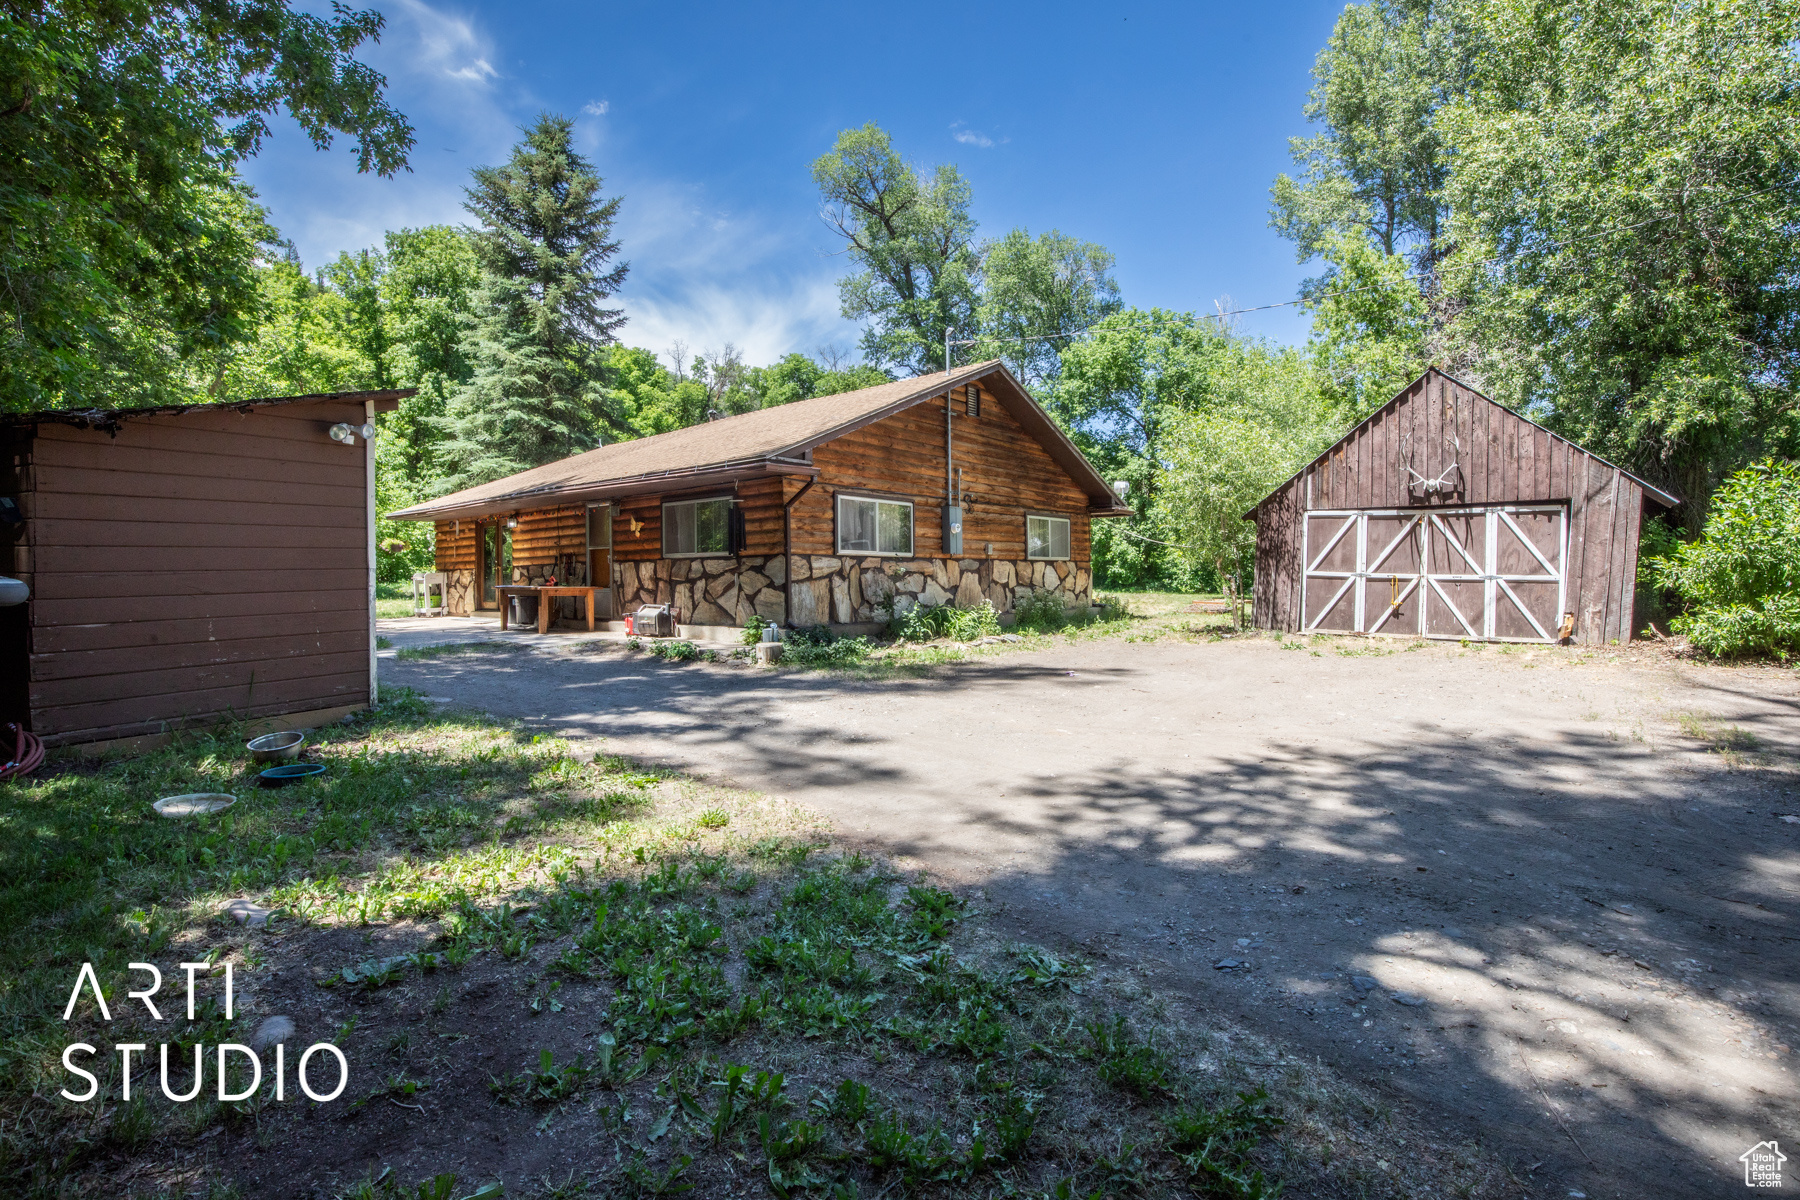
1112, 479, 1130, 496
327, 422, 377, 444
506, 514, 519, 529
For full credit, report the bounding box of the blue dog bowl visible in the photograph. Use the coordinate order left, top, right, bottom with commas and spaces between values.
259, 762, 326, 787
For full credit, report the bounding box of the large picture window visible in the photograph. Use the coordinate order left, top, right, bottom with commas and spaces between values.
663, 497, 732, 556
837, 495, 913, 556
1027, 514, 1071, 561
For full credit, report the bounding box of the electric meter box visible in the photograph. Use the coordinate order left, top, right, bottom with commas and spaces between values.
942, 506, 963, 557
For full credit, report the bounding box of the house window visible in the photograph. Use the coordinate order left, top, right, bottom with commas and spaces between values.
1027, 514, 1071, 560
837, 495, 913, 556
663, 497, 732, 556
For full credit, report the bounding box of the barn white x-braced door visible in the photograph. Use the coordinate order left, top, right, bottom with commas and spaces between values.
1300, 505, 1567, 642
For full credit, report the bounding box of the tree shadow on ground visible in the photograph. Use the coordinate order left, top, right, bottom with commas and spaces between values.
390, 645, 1800, 1199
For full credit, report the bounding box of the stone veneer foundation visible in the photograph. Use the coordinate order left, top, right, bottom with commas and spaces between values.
435, 556, 1090, 628
615, 555, 1091, 628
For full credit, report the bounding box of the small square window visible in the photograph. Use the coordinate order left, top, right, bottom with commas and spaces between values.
1027, 515, 1070, 560
663, 497, 732, 556
838, 495, 913, 556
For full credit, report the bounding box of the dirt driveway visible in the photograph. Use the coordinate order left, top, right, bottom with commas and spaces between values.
384, 628, 1800, 1199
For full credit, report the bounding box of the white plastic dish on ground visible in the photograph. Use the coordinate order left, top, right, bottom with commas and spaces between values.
153, 793, 237, 818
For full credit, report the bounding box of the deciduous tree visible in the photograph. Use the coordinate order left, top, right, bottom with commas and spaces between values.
0, 0, 412, 410
813, 123, 978, 376
1438, 0, 1800, 527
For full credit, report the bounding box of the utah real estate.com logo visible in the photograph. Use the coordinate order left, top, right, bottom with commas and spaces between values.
1741, 1141, 1786, 1189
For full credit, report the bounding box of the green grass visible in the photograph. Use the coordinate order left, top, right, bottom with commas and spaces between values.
392, 640, 516, 662
0, 692, 1503, 1199
376, 580, 416, 620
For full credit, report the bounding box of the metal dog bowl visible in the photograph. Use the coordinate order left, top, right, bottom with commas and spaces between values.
258, 763, 327, 788
247, 731, 306, 763
154, 793, 238, 818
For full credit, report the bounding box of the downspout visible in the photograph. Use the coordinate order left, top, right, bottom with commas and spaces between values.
364, 400, 378, 710
944, 328, 954, 510
782, 476, 817, 628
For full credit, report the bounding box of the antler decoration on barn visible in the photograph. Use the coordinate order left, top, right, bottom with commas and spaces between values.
1400, 393, 1464, 498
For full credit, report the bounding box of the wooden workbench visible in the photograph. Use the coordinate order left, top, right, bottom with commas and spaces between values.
495, 585, 602, 634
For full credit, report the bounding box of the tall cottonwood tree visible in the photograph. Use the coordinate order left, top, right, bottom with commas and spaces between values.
814, 124, 1122, 385
1439, 0, 1800, 527
441, 114, 633, 489
1270, 0, 1463, 277
973, 229, 1122, 389
813, 124, 979, 376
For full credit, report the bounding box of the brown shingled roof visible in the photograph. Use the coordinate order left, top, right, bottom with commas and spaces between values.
388, 361, 1128, 521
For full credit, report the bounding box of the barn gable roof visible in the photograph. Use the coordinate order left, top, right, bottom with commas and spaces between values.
389, 361, 1130, 521
1244, 368, 1680, 518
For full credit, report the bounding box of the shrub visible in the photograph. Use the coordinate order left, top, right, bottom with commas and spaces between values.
1012, 589, 1068, 632
783, 625, 874, 668
895, 600, 1001, 642
741, 614, 770, 646
1655, 459, 1800, 659
647, 640, 698, 662
1094, 593, 1129, 622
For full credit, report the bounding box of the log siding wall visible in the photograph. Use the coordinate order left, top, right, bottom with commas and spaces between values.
1251, 370, 1659, 646
12, 400, 375, 745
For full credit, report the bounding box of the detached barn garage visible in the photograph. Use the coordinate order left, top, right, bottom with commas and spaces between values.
1, 389, 408, 748
1247, 369, 1678, 646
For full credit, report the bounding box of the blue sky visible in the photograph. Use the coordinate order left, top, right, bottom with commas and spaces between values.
243, 1, 1350, 369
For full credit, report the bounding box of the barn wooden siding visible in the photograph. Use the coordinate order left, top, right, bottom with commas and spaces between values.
1251, 369, 1664, 646
10, 399, 376, 745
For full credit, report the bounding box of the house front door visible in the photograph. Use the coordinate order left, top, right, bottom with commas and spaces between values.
478, 522, 510, 609
586, 504, 613, 618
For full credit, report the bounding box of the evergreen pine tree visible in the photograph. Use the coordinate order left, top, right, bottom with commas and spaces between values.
441, 114, 633, 487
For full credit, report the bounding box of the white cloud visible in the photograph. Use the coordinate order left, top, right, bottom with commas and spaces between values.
950, 122, 996, 148
447, 57, 497, 83
610, 177, 859, 363
582, 100, 610, 116
620, 275, 854, 367
389, 0, 500, 89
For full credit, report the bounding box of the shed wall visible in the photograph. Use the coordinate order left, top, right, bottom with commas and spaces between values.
17, 401, 374, 744
1252, 371, 1652, 645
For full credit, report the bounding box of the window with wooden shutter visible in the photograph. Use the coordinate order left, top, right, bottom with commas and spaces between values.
662, 497, 732, 556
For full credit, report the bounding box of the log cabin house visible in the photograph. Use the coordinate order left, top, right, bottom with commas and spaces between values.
387, 362, 1131, 632
1246, 368, 1679, 645
2, 389, 407, 747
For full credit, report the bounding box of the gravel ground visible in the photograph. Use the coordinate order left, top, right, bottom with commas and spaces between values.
381, 623, 1800, 1199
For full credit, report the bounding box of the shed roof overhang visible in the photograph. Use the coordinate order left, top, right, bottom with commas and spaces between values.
0, 388, 411, 433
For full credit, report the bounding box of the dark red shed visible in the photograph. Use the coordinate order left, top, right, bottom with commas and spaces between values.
1246, 369, 1678, 646
1, 389, 407, 748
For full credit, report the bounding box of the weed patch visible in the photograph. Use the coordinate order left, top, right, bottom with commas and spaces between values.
0, 693, 1508, 1200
